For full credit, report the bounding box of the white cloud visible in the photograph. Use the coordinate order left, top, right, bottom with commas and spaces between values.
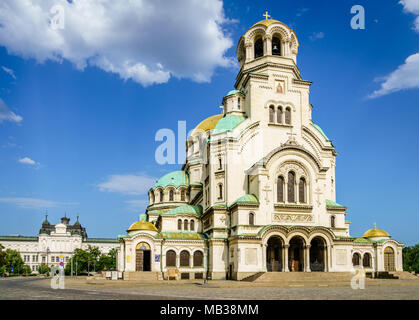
97, 174, 156, 195
1, 66, 16, 79
0, 0, 235, 86
0, 197, 78, 209
400, 0, 419, 32
369, 53, 419, 98
0, 98, 23, 123
18, 157, 36, 165
309, 32, 324, 42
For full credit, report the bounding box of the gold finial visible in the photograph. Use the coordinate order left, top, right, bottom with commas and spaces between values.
374, 222, 377, 229
263, 11, 271, 20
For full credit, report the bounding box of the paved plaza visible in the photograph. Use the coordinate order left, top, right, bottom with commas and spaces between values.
0, 276, 418, 300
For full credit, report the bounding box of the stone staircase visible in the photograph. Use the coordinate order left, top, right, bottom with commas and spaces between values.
123, 271, 162, 281
242, 272, 354, 283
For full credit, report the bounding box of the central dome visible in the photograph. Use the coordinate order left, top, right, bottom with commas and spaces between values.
251, 18, 281, 28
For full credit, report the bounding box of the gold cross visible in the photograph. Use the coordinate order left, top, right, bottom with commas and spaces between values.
263, 11, 271, 20
374, 222, 377, 229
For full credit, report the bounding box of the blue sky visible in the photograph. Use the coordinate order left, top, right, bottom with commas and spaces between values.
0, 0, 418, 245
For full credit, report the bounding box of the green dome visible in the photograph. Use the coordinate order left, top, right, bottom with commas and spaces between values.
312, 121, 330, 141
225, 89, 245, 97
152, 171, 189, 190
233, 194, 259, 205
212, 115, 246, 135
161, 205, 203, 217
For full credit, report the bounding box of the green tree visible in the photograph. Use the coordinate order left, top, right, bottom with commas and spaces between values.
64, 245, 102, 275
38, 263, 50, 274
97, 248, 117, 271
403, 244, 419, 273
0, 244, 5, 266
4, 249, 25, 275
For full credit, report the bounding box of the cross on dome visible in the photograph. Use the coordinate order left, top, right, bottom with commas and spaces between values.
263, 11, 271, 20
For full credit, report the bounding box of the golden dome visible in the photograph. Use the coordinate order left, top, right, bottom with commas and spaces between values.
127, 220, 158, 232
191, 114, 223, 136
251, 18, 281, 28
362, 224, 390, 238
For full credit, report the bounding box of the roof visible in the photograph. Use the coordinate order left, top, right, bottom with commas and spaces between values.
326, 199, 347, 209
251, 18, 281, 28
225, 89, 245, 97
155, 232, 206, 240
127, 220, 158, 232
161, 205, 203, 217
191, 114, 223, 136
84, 238, 119, 244
232, 194, 259, 206
362, 224, 390, 238
0, 235, 38, 242
212, 115, 246, 135
312, 121, 331, 141
152, 171, 189, 190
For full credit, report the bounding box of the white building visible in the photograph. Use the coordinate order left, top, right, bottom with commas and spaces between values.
0, 215, 119, 273
116, 16, 404, 280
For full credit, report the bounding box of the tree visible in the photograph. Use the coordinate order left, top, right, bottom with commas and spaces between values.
403, 244, 419, 273
64, 245, 102, 275
4, 249, 25, 275
97, 248, 117, 271
38, 263, 50, 274
0, 244, 6, 276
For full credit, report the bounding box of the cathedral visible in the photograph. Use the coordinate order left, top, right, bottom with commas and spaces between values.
116, 16, 404, 280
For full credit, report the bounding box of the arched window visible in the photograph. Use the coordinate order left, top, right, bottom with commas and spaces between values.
269, 105, 275, 123
352, 253, 361, 266
181, 189, 186, 201
238, 97, 241, 110
184, 219, 188, 231
190, 220, 195, 231
272, 37, 281, 56
277, 176, 284, 202
249, 212, 255, 225
178, 219, 182, 231
193, 251, 204, 267
331, 215, 336, 228
218, 157, 222, 170
363, 253, 371, 267
169, 189, 174, 201
277, 107, 283, 124
166, 250, 176, 267
287, 171, 296, 203
254, 38, 263, 58
150, 191, 155, 204
159, 189, 163, 202
285, 107, 291, 124
218, 184, 223, 199
299, 177, 306, 203
180, 250, 190, 267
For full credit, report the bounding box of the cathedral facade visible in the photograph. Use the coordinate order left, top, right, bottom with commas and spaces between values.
117, 17, 404, 280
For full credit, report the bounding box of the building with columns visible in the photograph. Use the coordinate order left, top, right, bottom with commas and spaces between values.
0, 215, 119, 273
117, 15, 404, 280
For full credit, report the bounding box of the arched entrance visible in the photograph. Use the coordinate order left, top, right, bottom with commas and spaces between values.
266, 236, 283, 272
384, 247, 395, 271
352, 253, 361, 267
136, 242, 151, 271
289, 236, 305, 272
310, 237, 326, 272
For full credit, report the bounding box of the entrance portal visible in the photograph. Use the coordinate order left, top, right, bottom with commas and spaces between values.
310, 237, 326, 271
266, 237, 283, 272
289, 236, 305, 272
136, 242, 151, 272
384, 247, 395, 271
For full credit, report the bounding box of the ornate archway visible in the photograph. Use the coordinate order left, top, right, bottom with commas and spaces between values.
289, 236, 305, 272
266, 236, 283, 272
384, 247, 395, 271
135, 242, 151, 272
309, 237, 326, 271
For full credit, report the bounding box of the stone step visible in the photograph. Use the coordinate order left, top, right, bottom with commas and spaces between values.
123, 271, 160, 281
252, 272, 354, 282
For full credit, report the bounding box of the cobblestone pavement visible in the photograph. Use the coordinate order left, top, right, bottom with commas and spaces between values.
1, 277, 419, 300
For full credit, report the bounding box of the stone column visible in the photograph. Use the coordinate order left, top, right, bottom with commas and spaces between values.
284, 244, 290, 272
245, 43, 253, 62
262, 244, 267, 272
305, 245, 311, 272
263, 35, 272, 56
323, 246, 328, 272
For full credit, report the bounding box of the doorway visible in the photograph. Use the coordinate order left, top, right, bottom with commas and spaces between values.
289, 236, 305, 272
266, 236, 283, 272
135, 242, 151, 272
